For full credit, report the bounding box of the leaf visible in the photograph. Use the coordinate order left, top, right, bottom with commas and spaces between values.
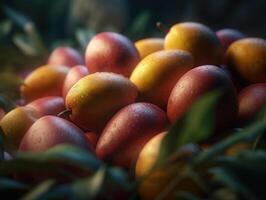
75, 28, 95, 50
71, 166, 107, 200
157, 90, 221, 165
210, 150, 266, 200
0, 72, 23, 94
127, 10, 151, 39
16, 145, 101, 171
2, 6, 30, 29
0, 145, 101, 176
0, 177, 29, 191
193, 116, 266, 164
0, 20, 12, 38
20, 180, 55, 200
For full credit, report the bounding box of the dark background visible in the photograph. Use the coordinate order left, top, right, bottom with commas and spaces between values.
0, 0, 266, 71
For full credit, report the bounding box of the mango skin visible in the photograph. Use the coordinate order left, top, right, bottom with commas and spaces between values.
48, 47, 84, 68
165, 22, 223, 66
238, 83, 266, 125
216, 29, 245, 50
0, 106, 41, 153
136, 133, 202, 200
65, 72, 138, 132
130, 50, 194, 108
21, 65, 69, 103
96, 103, 168, 168
135, 38, 164, 59
85, 32, 140, 77
225, 38, 266, 83
26, 96, 65, 116
19, 116, 92, 152
167, 65, 238, 131
62, 65, 89, 99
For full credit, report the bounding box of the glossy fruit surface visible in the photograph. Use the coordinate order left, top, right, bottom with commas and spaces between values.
48, 47, 84, 67
62, 65, 89, 99
136, 132, 202, 200
130, 50, 194, 108
26, 96, 65, 116
85, 32, 140, 77
226, 38, 266, 83
21, 65, 69, 102
19, 116, 92, 152
135, 38, 164, 59
96, 103, 168, 168
0, 106, 41, 153
238, 83, 266, 124
66, 72, 138, 131
216, 28, 245, 50
168, 65, 238, 131
165, 22, 223, 66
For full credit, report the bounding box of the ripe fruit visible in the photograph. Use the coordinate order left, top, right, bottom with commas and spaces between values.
21, 65, 69, 103
135, 38, 164, 59
167, 65, 238, 131
135, 132, 202, 200
0, 106, 41, 153
130, 50, 194, 108
85, 32, 140, 77
226, 38, 266, 83
165, 22, 223, 66
65, 72, 138, 131
62, 65, 89, 99
216, 28, 245, 50
84, 132, 99, 149
26, 96, 65, 116
96, 103, 168, 168
48, 47, 84, 67
19, 116, 92, 152
237, 83, 266, 125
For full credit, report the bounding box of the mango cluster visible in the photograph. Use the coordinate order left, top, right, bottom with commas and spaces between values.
0, 22, 266, 200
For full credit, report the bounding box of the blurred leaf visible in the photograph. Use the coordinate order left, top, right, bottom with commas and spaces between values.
16, 145, 101, 171
157, 90, 221, 165
0, 177, 28, 191
194, 111, 266, 164
210, 150, 266, 200
71, 166, 106, 200
3, 6, 47, 56
0, 145, 101, 176
75, 28, 95, 50
21, 180, 55, 200
0, 20, 12, 38
0, 94, 17, 112
107, 166, 130, 188
3, 6, 30, 29
0, 72, 23, 100
127, 10, 151, 39
13, 33, 37, 56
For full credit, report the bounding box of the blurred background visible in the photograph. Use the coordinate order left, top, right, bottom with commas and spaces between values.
0, 0, 266, 72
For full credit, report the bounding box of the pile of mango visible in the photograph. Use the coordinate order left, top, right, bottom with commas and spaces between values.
0, 22, 265, 199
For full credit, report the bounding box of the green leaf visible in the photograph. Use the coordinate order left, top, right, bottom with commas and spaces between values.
0, 145, 101, 176
0, 72, 23, 94
157, 90, 221, 165
3, 6, 30, 29
210, 150, 266, 200
21, 180, 55, 200
16, 145, 101, 171
193, 117, 266, 164
0, 20, 12, 38
71, 166, 107, 200
127, 10, 151, 39
0, 177, 29, 191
